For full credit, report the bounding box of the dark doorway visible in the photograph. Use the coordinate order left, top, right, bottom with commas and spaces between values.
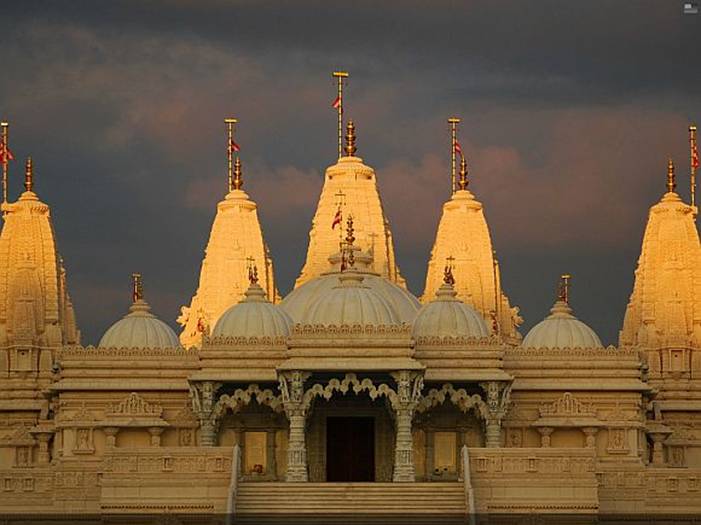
326, 416, 375, 481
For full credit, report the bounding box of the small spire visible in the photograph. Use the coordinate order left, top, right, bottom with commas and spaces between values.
667, 157, 676, 194
24, 157, 33, 192
344, 120, 357, 157
558, 274, 571, 304
131, 273, 143, 303
233, 157, 243, 190
457, 156, 469, 190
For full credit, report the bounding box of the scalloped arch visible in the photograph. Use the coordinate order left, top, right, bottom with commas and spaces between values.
416, 383, 488, 419
301, 373, 399, 411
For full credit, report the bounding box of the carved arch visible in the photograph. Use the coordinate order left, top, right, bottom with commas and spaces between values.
301, 373, 399, 411
416, 383, 489, 420
211, 384, 283, 422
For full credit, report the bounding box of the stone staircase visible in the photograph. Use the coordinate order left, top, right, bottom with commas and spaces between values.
233, 481, 468, 524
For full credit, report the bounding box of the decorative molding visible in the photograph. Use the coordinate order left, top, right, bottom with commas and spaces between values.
204, 335, 288, 347
106, 393, 163, 418
414, 335, 500, 347
301, 373, 399, 411
416, 383, 488, 419
291, 323, 412, 337
539, 393, 595, 418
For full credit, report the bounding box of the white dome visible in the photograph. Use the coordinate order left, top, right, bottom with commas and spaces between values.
282, 263, 419, 323
522, 300, 603, 349
212, 282, 292, 339
300, 272, 401, 326
99, 300, 180, 349
412, 283, 489, 340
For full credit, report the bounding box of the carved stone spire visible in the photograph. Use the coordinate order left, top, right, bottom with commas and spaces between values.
178, 164, 278, 349
422, 164, 522, 344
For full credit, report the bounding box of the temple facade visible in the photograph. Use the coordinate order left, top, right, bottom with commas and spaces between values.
1, 116, 701, 522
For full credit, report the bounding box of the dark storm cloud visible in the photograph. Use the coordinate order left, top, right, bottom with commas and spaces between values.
0, 1, 699, 344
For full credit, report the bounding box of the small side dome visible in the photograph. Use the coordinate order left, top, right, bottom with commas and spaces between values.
99, 274, 180, 349
301, 272, 401, 326
212, 281, 292, 339
412, 281, 489, 340
523, 274, 602, 349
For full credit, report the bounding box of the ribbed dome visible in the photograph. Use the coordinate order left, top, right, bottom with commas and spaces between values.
99, 299, 180, 349
282, 270, 419, 323
300, 272, 401, 326
412, 283, 489, 339
523, 300, 603, 349
212, 282, 292, 339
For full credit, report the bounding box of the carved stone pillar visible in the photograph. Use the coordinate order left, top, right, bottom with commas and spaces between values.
649, 432, 669, 465
537, 427, 554, 448
391, 370, 424, 482
582, 427, 598, 449
36, 433, 51, 465
189, 381, 222, 447
148, 427, 164, 447
279, 371, 311, 481
103, 426, 119, 448
479, 381, 512, 448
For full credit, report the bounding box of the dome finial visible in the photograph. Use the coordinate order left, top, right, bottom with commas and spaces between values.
344, 120, 357, 157
340, 215, 356, 271
24, 157, 33, 192
667, 157, 676, 194
444, 255, 456, 285
457, 155, 469, 190
448, 117, 461, 194
131, 272, 143, 303
233, 157, 243, 190
558, 273, 571, 304
225, 117, 240, 192
246, 256, 259, 285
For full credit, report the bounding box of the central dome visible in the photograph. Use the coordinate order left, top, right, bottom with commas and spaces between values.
300, 272, 401, 326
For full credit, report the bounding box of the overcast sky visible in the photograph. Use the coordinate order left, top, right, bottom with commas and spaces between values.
1, 0, 699, 345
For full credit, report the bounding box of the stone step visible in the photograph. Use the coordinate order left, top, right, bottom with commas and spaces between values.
234, 481, 468, 524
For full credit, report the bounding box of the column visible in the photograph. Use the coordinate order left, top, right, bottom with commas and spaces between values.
649, 432, 668, 466
582, 427, 598, 449
189, 381, 221, 447
148, 427, 164, 447
391, 370, 424, 482
279, 371, 310, 482
479, 381, 512, 448
36, 433, 51, 465
537, 427, 554, 448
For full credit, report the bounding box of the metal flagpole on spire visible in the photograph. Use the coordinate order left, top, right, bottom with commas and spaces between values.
225, 118, 238, 193
1, 122, 10, 206
690, 125, 698, 216
332, 71, 349, 159
448, 117, 460, 194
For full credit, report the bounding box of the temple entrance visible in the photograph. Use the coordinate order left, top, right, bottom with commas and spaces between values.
326, 416, 375, 481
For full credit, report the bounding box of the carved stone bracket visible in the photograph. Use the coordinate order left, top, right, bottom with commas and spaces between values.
479, 381, 513, 448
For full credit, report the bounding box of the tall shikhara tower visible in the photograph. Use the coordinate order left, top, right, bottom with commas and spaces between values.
178, 120, 278, 349
295, 120, 404, 288
620, 159, 701, 354
0, 155, 80, 423
422, 121, 521, 343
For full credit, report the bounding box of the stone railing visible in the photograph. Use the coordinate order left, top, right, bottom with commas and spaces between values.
101, 446, 233, 475
468, 447, 596, 476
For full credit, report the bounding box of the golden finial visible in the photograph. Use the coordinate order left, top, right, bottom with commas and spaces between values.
332, 71, 349, 159
341, 215, 356, 270
667, 157, 676, 194
131, 273, 143, 303
344, 120, 357, 157
233, 157, 243, 190
558, 274, 571, 304
24, 157, 33, 192
458, 155, 469, 190
443, 256, 456, 285
248, 264, 259, 285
